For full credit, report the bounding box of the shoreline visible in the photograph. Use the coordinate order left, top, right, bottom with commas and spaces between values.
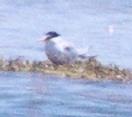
0, 57, 132, 82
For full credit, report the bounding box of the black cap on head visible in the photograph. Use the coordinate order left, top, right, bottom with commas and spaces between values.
46, 31, 60, 38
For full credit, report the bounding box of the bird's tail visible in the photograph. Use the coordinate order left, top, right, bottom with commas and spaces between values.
78, 54, 97, 60
77, 46, 97, 61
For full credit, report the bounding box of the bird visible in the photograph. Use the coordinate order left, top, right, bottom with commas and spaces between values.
39, 31, 96, 65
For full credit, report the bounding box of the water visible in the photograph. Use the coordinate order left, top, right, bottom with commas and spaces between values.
0, 0, 132, 68
0, 1, 132, 116
0, 72, 131, 117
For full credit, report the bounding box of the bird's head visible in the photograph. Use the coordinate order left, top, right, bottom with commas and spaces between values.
39, 31, 60, 42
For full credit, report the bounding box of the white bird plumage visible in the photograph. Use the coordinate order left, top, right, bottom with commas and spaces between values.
40, 31, 95, 65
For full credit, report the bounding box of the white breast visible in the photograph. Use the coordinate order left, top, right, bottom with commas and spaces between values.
44, 37, 78, 64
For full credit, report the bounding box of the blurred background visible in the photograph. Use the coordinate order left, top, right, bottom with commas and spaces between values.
0, 0, 132, 68
0, 1, 132, 117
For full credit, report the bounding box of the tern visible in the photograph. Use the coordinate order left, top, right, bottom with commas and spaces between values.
40, 31, 95, 65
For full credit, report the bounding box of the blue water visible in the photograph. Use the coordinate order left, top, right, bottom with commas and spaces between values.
0, 1, 132, 116
0, 72, 131, 117
0, 0, 132, 68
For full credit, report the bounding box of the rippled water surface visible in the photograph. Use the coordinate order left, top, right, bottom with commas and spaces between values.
0, 0, 132, 68
0, 1, 132, 117
0, 72, 132, 117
